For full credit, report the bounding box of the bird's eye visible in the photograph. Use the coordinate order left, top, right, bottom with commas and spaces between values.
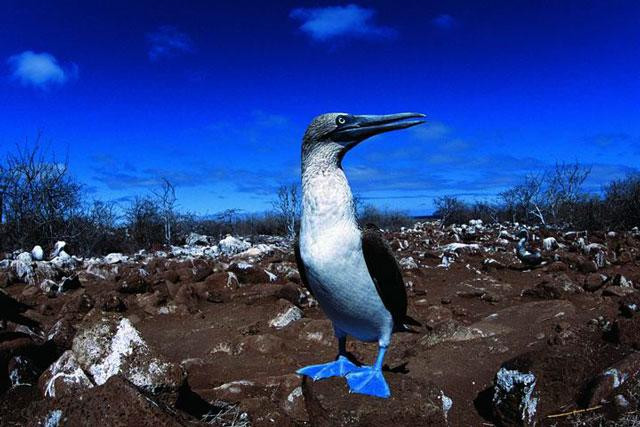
336, 116, 346, 125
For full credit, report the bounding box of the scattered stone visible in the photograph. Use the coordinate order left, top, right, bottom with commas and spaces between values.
235, 243, 276, 259
269, 300, 303, 329
238, 334, 285, 355
228, 262, 270, 285
584, 274, 606, 292
46, 318, 76, 353
117, 269, 149, 294
105, 253, 127, 264
544, 261, 567, 272
577, 258, 598, 273
439, 243, 481, 254
31, 246, 44, 261
482, 258, 506, 271
603, 286, 636, 297
99, 293, 127, 313
492, 366, 538, 426
13, 252, 34, 282
399, 256, 418, 269
39, 350, 94, 398
423, 306, 453, 330
71, 315, 186, 395
523, 274, 583, 299
584, 353, 640, 406
32, 375, 182, 425
186, 232, 210, 246
8, 355, 39, 386
218, 235, 251, 256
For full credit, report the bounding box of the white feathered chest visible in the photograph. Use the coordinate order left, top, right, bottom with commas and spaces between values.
299, 166, 392, 342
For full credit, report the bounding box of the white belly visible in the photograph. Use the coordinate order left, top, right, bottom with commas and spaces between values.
300, 224, 392, 342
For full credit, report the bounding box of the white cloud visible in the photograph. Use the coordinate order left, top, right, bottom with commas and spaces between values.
290, 4, 396, 41
7, 51, 76, 89
146, 26, 195, 61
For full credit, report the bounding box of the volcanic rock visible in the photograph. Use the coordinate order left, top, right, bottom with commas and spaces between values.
491, 365, 539, 426
269, 300, 303, 329
31, 246, 44, 261
302, 376, 449, 426
218, 235, 251, 256
186, 232, 210, 246
31, 375, 182, 426
39, 350, 94, 398
118, 269, 149, 294
71, 314, 186, 396
584, 353, 640, 406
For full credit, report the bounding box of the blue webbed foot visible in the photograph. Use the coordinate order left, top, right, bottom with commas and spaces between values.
297, 355, 358, 380
346, 366, 390, 398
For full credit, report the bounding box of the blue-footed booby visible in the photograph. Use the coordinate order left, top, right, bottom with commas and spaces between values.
516, 229, 543, 266
295, 112, 425, 398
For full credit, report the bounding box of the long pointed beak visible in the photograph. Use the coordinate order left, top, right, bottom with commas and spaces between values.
331, 112, 426, 142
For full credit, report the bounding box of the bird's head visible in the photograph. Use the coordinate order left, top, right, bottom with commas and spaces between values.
301, 112, 425, 165
516, 229, 529, 240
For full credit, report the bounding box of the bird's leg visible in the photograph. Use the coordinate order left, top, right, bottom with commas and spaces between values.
296, 330, 358, 380
345, 342, 391, 398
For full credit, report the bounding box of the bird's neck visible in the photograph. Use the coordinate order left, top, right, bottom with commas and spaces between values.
301, 154, 358, 236
517, 238, 529, 255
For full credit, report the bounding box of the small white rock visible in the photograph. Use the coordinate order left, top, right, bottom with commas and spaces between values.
269, 306, 303, 329
31, 245, 44, 261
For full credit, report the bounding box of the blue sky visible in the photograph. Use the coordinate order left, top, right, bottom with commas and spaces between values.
1, 1, 639, 215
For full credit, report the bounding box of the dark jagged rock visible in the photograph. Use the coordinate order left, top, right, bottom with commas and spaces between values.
29, 375, 182, 426
584, 353, 640, 406
117, 269, 150, 294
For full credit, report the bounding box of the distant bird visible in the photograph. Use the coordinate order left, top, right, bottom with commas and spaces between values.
516, 230, 544, 267
295, 112, 424, 398
0, 289, 39, 331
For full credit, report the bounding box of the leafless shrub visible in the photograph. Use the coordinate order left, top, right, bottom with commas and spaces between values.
545, 162, 591, 225
433, 196, 471, 226
499, 173, 545, 225
602, 173, 640, 230
272, 184, 300, 239
0, 136, 83, 251
124, 196, 164, 249
73, 200, 127, 255
495, 163, 592, 227
358, 204, 414, 230
152, 177, 177, 245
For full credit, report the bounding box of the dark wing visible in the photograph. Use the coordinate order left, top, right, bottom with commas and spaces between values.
516, 245, 543, 266
519, 252, 543, 266
294, 237, 313, 296
361, 225, 417, 331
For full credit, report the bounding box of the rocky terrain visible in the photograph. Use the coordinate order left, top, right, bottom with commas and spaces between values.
1, 221, 640, 426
